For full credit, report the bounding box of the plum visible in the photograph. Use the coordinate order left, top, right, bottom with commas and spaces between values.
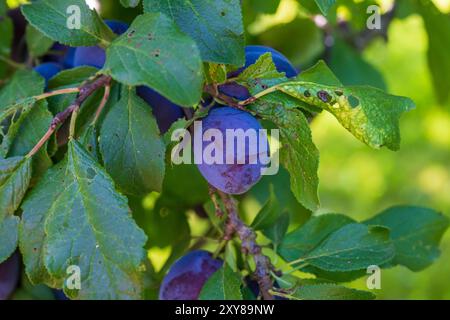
34, 62, 63, 83
136, 86, 185, 134
53, 289, 69, 300
159, 250, 223, 300
220, 45, 298, 100
0, 254, 20, 300
73, 20, 129, 68
45, 43, 76, 69
195, 106, 268, 195
244, 45, 298, 78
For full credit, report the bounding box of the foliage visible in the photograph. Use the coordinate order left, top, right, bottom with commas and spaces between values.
0, 0, 449, 301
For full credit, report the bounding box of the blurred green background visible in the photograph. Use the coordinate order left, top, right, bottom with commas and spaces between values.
242, 0, 450, 299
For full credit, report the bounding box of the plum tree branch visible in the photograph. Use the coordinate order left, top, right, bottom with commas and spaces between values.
27, 75, 112, 158
204, 84, 247, 111
217, 190, 275, 300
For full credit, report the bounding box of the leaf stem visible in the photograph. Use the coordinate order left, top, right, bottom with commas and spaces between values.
35, 87, 80, 101
69, 106, 80, 139
0, 55, 25, 69
239, 85, 281, 106
91, 81, 111, 125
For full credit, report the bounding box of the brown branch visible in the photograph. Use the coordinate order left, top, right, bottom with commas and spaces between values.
27, 75, 112, 158
217, 191, 275, 300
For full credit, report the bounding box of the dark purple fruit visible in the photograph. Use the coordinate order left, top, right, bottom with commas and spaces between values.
159, 250, 223, 300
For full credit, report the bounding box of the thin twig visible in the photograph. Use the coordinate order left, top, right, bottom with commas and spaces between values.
27, 75, 112, 158
204, 84, 247, 111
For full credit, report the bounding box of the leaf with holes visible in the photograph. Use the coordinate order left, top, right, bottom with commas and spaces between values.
265, 79, 415, 150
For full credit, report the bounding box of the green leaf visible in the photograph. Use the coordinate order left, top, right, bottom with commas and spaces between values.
79, 124, 100, 160
130, 195, 191, 250
298, 60, 342, 87
199, 264, 243, 300
205, 63, 228, 85
271, 75, 415, 150
161, 163, 209, 208
144, 0, 245, 66
0, 156, 32, 217
120, 0, 141, 8
251, 185, 280, 230
250, 103, 320, 211
25, 25, 54, 57
100, 87, 165, 196
21, 0, 114, 47
6, 101, 53, 177
262, 211, 290, 247
20, 140, 147, 299
314, 0, 336, 15
103, 13, 203, 107
237, 52, 286, 82
0, 70, 45, 110
241, 53, 319, 114
286, 283, 375, 300
0, 1, 7, 16
0, 70, 46, 158
365, 206, 450, 271
0, 15, 13, 59
47, 66, 99, 115
299, 224, 395, 272
0, 216, 20, 263
279, 214, 355, 262
418, 0, 450, 104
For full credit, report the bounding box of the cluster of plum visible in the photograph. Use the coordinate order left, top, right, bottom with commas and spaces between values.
2, 12, 299, 299
33, 18, 298, 197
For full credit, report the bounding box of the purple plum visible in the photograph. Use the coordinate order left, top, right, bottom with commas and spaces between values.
0, 254, 20, 300
159, 250, 223, 300
73, 20, 129, 68
220, 45, 299, 100
137, 86, 185, 134
34, 62, 63, 83
195, 106, 269, 194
